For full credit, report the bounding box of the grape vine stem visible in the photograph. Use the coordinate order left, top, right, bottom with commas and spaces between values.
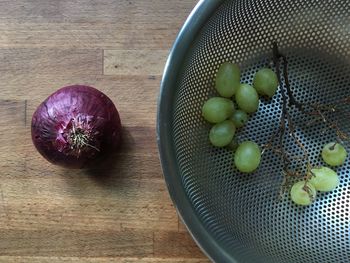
264, 42, 313, 197
263, 42, 350, 198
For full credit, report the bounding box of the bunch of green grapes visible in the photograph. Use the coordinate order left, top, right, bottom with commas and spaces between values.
201, 61, 348, 207
202, 62, 279, 173
290, 142, 347, 206
202, 62, 349, 207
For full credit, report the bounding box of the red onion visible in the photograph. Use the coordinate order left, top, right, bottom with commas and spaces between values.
31, 85, 122, 169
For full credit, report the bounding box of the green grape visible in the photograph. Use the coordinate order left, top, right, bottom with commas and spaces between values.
235, 84, 259, 113
310, 166, 339, 192
234, 141, 261, 173
202, 97, 235, 123
253, 68, 279, 97
215, 62, 241, 98
321, 142, 347, 166
230, 110, 248, 128
290, 181, 317, 206
209, 120, 236, 147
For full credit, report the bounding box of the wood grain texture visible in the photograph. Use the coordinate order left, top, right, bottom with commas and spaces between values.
0, 0, 211, 262
0, 257, 210, 263
103, 50, 168, 75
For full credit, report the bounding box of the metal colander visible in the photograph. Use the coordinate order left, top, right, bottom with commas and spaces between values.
157, 1, 350, 262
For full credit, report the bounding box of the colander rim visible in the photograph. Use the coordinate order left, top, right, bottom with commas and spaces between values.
156, 0, 236, 262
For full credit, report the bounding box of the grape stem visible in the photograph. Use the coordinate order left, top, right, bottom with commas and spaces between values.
264, 42, 313, 197
329, 142, 338, 151
264, 42, 349, 198
302, 102, 350, 143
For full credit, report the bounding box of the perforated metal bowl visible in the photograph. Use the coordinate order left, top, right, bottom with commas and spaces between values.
157, 1, 350, 262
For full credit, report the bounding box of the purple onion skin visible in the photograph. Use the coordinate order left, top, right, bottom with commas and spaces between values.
31, 85, 122, 169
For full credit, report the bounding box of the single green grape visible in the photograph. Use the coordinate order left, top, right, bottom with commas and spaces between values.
310, 166, 339, 192
290, 181, 317, 206
253, 68, 279, 97
235, 84, 259, 113
202, 97, 235, 123
321, 142, 347, 166
215, 62, 241, 98
209, 120, 236, 147
234, 141, 261, 173
230, 110, 248, 128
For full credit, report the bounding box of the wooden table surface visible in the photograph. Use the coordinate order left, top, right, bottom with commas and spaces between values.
0, 1, 211, 262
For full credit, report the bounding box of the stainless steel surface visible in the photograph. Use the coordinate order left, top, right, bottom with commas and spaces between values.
158, 0, 350, 262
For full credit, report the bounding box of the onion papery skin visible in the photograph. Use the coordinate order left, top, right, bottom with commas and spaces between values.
31, 85, 122, 169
